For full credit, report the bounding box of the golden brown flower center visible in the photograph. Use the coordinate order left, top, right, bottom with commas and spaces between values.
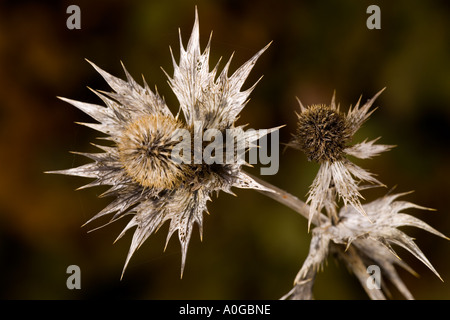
292, 104, 351, 162
118, 114, 188, 189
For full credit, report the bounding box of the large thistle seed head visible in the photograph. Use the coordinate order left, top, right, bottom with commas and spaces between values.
118, 114, 189, 190
49, 8, 278, 278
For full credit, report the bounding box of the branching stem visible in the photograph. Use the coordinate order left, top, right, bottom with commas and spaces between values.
246, 172, 328, 227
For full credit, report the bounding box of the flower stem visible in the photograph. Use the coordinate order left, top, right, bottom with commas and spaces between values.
246, 172, 328, 227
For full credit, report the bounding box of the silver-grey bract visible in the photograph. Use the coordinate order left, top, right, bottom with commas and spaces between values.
49, 9, 279, 278
47, 7, 448, 299
249, 172, 448, 300
278, 90, 449, 299
279, 191, 448, 300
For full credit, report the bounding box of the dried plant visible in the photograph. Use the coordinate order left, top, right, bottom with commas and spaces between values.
287, 90, 394, 229
279, 191, 448, 300
274, 91, 448, 299
49, 8, 448, 299
48, 9, 278, 278
251, 168, 448, 300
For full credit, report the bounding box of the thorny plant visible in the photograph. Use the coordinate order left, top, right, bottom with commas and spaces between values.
49, 9, 448, 299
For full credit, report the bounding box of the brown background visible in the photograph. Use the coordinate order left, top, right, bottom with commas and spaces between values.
0, 0, 449, 299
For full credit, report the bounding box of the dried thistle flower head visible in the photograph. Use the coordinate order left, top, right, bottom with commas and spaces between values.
282, 192, 449, 300
292, 104, 351, 163
48, 9, 278, 278
288, 89, 394, 228
118, 114, 189, 189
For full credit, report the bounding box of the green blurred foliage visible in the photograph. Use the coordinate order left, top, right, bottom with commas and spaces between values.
0, 0, 449, 299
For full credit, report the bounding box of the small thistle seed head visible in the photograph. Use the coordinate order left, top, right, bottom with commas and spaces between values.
292, 104, 351, 163
118, 114, 189, 189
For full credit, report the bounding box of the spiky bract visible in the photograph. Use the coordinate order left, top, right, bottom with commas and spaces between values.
50, 9, 276, 277
282, 192, 448, 300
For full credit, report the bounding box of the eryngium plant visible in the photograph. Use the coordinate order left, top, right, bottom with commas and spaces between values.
49, 9, 278, 278
250, 169, 448, 299
287, 90, 394, 229
279, 191, 448, 300
272, 91, 448, 299
49, 8, 448, 299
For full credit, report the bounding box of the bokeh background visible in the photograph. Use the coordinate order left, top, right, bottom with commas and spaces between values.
0, 0, 449, 299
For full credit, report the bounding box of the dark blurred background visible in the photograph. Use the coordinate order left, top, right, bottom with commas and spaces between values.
0, 0, 449, 299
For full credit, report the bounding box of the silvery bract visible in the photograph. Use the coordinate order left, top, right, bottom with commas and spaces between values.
49, 9, 277, 277
281, 192, 448, 300
48, 7, 447, 300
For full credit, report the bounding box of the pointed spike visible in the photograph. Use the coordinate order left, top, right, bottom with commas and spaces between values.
178, 27, 185, 53
75, 121, 110, 134
330, 90, 337, 110
219, 52, 235, 78
354, 95, 362, 109
46, 164, 99, 179
141, 74, 150, 91
205, 30, 213, 54
89, 143, 115, 153
397, 260, 420, 279
179, 239, 190, 280
228, 42, 271, 90
211, 56, 223, 77
194, 6, 199, 27
120, 61, 135, 85
164, 232, 173, 252
307, 212, 313, 233
296, 97, 307, 112
345, 241, 352, 252
168, 45, 177, 69
161, 66, 172, 84
392, 230, 444, 281
85, 215, 125, 233
85, 60, 127, 94
186, 7, 200, 56
378, 237, 402, 260
394, 213, 449, 240
57, 96, 107, 123
120, 224, 150, 280
248, 75, 264, 92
